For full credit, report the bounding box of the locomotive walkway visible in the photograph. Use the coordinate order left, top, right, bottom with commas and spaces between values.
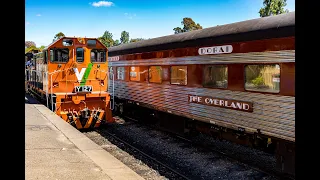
25, 95, 144, 180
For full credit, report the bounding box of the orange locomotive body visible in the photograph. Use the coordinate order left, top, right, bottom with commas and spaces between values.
25, 37, 113, 129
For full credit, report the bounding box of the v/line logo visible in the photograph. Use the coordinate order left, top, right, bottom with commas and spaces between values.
73, 68, 86, 81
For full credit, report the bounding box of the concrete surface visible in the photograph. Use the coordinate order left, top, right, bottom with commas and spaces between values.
25, 96, 144, 180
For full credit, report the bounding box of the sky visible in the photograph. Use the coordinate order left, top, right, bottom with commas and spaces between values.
25, 0, 295, 47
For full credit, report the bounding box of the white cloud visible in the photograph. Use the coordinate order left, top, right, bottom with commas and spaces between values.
36, 14, 41, 16
124, 13, 136, 19
90, 1, 114, 7
25, 21, 30, 25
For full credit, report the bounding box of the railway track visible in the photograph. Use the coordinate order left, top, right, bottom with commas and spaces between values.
174, 133, 294, 180
116, 114, 295, 180
95, 128, 191, 180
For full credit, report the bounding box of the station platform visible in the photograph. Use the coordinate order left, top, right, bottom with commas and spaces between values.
25, 96, 144, 180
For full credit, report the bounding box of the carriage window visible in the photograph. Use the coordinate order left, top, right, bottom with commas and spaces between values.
130, 66, 139, 81
171, 66, 187, 85
50, 48, 69, 63
149, 66, 162, 83
203, 65, 228, 88
62, 39, 73, 46
91, 49, 106, 62
76, 48, 84, 62
117, 67, 125, 80
245, 64, 280, 93
87, 40, 97, 47
109, 67, 114, 80
130, 66, 148, 82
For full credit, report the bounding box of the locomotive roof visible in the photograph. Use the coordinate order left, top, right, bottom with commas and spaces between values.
109, 11, 295, 55
43, 37, 107, 51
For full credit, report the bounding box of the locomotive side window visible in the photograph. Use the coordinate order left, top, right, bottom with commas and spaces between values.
245, 64, 280, 93
117, 67, 125, 80
76, 48, 84, 62
50, 48, 69, 63
203, 65, 228, 88
171, 66, 187, 85
91, 49, 106, 62
149, 66, 162, 83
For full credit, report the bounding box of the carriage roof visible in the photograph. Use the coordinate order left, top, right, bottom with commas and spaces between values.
109, 11, 295, 55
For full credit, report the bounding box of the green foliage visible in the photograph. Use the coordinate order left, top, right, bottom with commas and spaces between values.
98, 31, 115, 47
53, 32, 65, 41
120, 31, 129, 44
252, 75, 264, 87
39, 45, 46, 51
97, 30, 144, 47
114, 40, 120, 46
173, 27, 183, 34
25, 46, 39, 53
173, 17, 202, 34
259, 0, 289, 17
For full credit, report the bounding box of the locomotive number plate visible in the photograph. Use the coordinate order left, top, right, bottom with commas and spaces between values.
74, 85, 93, 93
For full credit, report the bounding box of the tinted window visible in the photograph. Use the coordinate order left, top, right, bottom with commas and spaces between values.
245, 64, 280, 93
91, 49, 106, 62
50, 48, 69, 63
76, 48, 84, 62
203, 65, 228, 88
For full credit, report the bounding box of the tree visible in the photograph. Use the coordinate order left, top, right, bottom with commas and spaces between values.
173, 27, 183, 34
98, 30, 115, 47
25, 46, 39, 53
259, 0, 289, 17
120, 31, 129, 44
53, 32, 65, 41
114, 40, 120, 46
173, 17, 202, 34
25, 41, 36, 48
129, 38, 144, 43
39, 45, 46, 51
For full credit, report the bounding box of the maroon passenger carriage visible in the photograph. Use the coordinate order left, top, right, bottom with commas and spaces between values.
108, 12, 295, 176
